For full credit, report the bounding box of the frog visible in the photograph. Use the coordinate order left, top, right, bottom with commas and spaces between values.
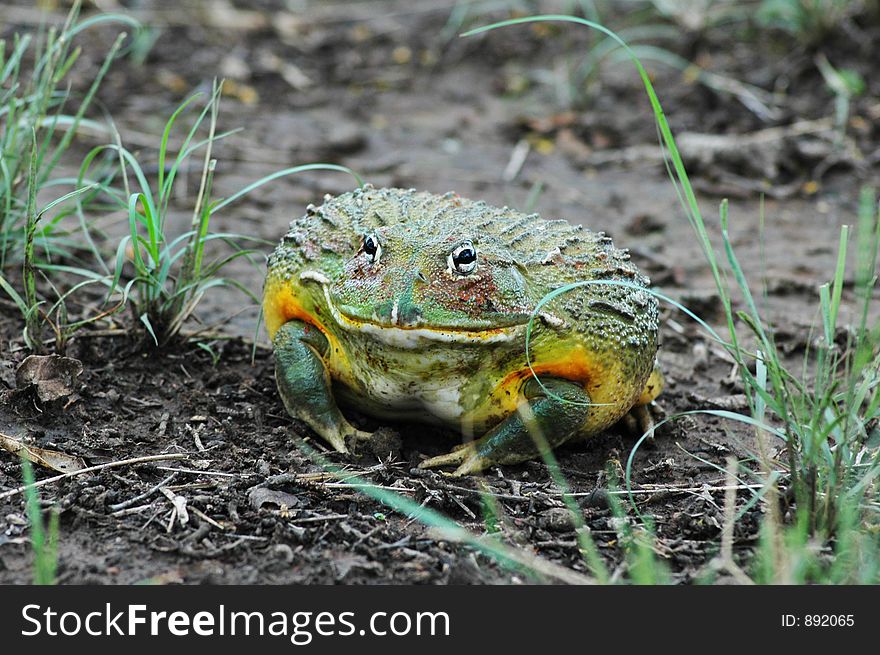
263, 185, 662, 476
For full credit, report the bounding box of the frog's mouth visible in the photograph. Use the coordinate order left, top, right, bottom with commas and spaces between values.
314, 278, 528, 348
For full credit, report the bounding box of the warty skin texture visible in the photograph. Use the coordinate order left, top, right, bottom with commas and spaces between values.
264, 185, 661, 474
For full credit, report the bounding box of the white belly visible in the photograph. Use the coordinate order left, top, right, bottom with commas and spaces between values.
355, 367, 468, 422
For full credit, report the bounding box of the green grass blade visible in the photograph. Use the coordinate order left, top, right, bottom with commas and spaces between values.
210, 164, 365, 215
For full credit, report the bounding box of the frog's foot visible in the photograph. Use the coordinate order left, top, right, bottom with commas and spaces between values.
324, 427, 372, 455
419, 377, 591, 476
296, 415, 370, 455
619, 363, 664, 439
419, 443, 482, 476
274, 319, 365, 455
620, 403, 658, 439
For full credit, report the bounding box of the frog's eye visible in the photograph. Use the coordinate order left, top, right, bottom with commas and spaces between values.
363, 234, 382, 263
449, 241, 477, 275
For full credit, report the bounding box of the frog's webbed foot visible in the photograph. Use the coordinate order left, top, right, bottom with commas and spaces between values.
274, 319, 366, 454
419, 377, 591, 476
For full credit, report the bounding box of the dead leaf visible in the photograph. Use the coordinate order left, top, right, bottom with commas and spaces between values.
0, 432, 86, 473
15, 355, 83, 402
248, 487, 301, 511
332, 554, 384, 581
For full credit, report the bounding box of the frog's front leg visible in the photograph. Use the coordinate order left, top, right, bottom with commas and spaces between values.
419, 377, 591, 476
273, 319, 370, 453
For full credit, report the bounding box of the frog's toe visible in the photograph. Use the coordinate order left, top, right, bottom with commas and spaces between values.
418, 447, 467, 470
334, 428, 368, 453
419, 444, 480, 473
420, 445, 494, 476
317, 429, 354, 454
306, 425, 372, 455
450, 452, 493, 477
622, 403, 659, 439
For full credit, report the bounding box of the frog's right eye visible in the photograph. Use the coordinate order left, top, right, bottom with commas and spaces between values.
363, 234, 382, 263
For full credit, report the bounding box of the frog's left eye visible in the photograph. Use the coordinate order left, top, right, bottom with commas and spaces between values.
449, 241, 477, 275
363, 234, 382, 263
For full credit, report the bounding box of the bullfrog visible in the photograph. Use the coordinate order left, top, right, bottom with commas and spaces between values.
263, 185, 662, 476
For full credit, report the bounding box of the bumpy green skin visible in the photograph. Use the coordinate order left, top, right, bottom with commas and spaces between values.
264, 185, 660, 475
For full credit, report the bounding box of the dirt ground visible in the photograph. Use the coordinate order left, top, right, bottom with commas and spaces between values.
1, 0, 879, 584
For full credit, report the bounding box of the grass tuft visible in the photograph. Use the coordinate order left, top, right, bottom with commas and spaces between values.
0, 0, 136, 267
0, 1, 137, 350
68, 79, 362, 347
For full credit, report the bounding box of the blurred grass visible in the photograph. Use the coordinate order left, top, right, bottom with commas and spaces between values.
21, 458, 59, 585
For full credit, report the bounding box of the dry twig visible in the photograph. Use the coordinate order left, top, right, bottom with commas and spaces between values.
0, 453, 188, 501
